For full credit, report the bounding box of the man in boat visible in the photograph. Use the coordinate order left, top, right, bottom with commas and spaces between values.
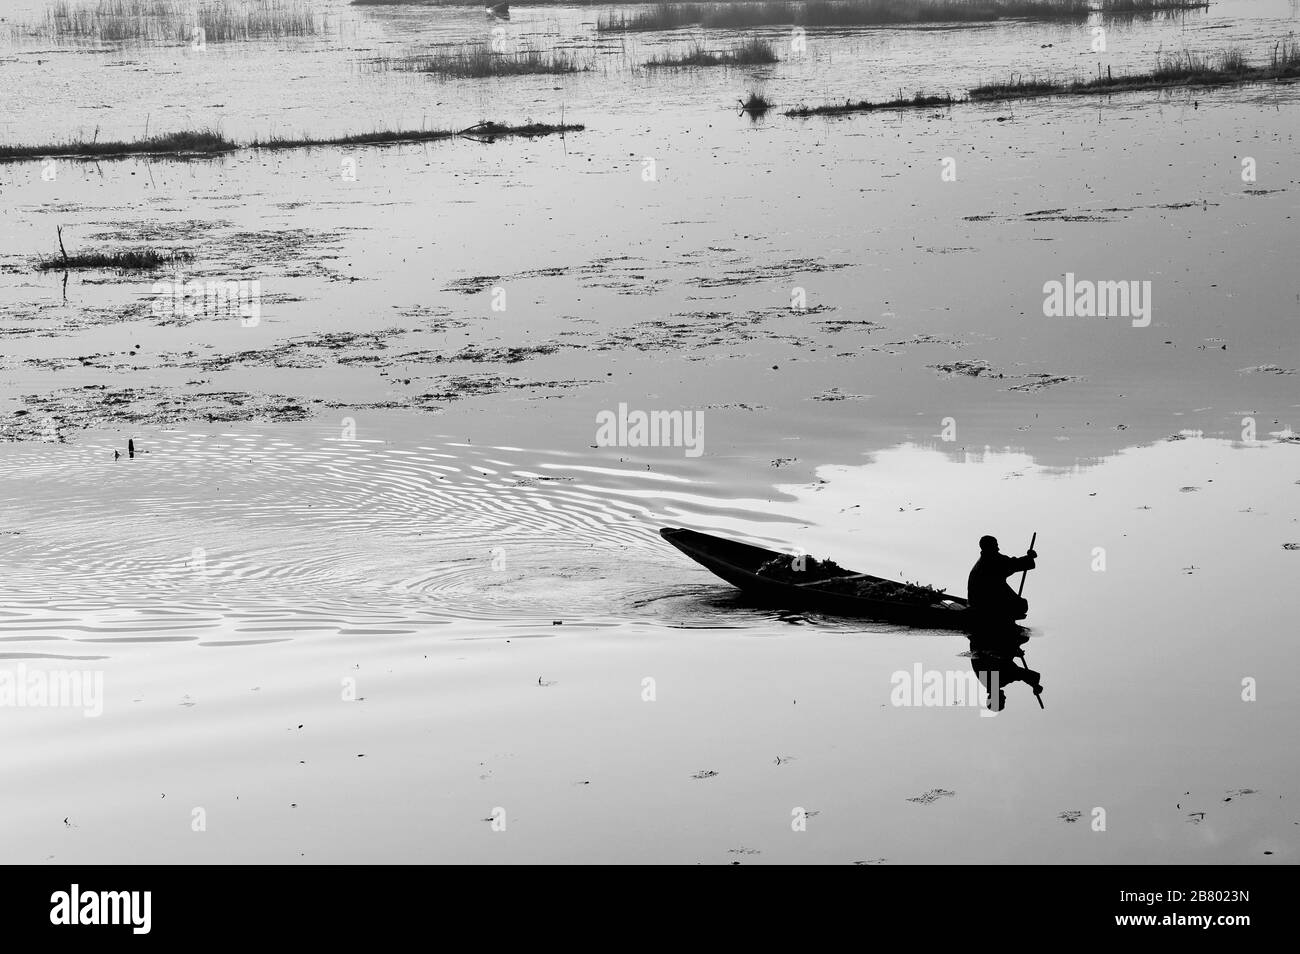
967, 535, 1036, 628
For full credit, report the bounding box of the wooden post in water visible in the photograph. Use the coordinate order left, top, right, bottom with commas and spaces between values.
128, 438, 135, 459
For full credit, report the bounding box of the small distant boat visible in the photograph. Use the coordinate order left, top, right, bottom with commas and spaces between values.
486, 2, 510, 18
660, 527, 972, 628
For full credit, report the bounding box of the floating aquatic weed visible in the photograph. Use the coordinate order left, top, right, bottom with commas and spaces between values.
906, 789, 955, 805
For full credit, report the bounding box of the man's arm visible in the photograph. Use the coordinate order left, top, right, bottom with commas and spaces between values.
1003, 552, 1036, 575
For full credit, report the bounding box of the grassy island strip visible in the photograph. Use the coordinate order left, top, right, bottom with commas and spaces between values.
0, 122, 584, 162
785, 92, 955, 116
786, 44, 1299, 115
598, 0, 1093, 32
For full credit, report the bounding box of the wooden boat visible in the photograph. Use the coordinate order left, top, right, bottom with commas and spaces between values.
660, 527, 972, 629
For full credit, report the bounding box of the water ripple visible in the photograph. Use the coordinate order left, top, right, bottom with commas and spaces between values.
0, 426, 768, 651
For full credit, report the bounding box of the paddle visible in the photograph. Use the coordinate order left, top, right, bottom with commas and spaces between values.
1017, 647, 1044, 709
1017, 531, 1037, 597
1016, 532, 1043, 708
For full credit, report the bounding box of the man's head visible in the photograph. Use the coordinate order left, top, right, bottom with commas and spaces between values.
979, 535, 999, 553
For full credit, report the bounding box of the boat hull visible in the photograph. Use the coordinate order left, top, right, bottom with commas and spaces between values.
660, 527, 974, 629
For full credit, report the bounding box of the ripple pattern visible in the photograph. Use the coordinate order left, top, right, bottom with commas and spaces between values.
0, 427, 761, 652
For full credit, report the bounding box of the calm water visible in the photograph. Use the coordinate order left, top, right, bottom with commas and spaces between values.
0, 0, 1297, 862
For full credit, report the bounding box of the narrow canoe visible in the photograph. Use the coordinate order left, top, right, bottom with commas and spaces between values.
659, 527, 972, 629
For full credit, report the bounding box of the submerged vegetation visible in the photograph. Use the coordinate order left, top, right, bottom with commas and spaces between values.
35, 0, 323, 44
1, 123, 581, 163
645, 37, 778, 68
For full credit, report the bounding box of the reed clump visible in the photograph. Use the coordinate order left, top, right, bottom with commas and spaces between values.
37, 246, 193, 271
382, 44, 586, 77
646, 37, 779, 67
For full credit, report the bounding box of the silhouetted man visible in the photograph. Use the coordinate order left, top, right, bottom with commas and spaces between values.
967, 535, 1036, 628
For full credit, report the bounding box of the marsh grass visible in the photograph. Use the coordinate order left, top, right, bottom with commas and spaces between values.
1097, 0, 1209, 12
1149, 48, 1246, 79
39, 0, 322, 44
970, 46, 1295, 100
646, 37, 778, 67
786, 90, 955, 115
739, 90, 773, 113
0, 128, 234, 161
1269, 36, 1300, 71
598, 0, 1090, 32
377, 44, 587, 77
965, 75, 1063, 98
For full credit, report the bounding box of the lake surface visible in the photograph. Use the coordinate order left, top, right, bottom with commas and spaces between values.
0, 0, 1297, 863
